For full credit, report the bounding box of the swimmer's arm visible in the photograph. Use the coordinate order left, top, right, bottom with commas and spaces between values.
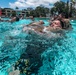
48, 27, 63, 33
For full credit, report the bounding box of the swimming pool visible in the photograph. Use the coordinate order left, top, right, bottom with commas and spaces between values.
0, 18, 76, 75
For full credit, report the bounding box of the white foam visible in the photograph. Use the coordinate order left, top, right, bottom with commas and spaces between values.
23, 26, 35, 32
10, 30, 21, 36
43, 27, 48, 33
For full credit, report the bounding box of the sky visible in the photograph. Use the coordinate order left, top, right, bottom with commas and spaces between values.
0, 0, 73, 9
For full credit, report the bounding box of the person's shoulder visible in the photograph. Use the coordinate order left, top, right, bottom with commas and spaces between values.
64, 19, 70, 22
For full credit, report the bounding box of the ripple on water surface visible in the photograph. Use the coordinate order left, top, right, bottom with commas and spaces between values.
0, 19, 76, 75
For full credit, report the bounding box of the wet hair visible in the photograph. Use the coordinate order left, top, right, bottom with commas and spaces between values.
16, 16, 19, 21
59, 13, 65, 18
11, 14, 16, 17
56, 15, 65, 29
59, 20, 66, 29
39, 20, 44, 24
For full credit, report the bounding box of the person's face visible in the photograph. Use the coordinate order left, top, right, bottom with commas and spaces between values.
58, 14, 62, 19
51, 20, 61, 27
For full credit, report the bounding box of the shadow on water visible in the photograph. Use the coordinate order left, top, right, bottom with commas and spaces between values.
13, 31, 64, 75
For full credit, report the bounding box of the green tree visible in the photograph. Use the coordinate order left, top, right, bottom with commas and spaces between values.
51, 1, 72, 18
51, 7, 56, 15
11, 11, 16, 17
35, 6, 46, 17
54, 1, 65, 14
26, 6, 50, 17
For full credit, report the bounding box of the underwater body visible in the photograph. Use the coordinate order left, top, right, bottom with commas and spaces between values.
0, 18, 76, 75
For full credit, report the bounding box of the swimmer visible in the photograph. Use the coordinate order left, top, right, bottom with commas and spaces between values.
0, 15, 19, 23
42, 20, 63, 33
57, 13, 72, 30
27, 20, 44, 26
9, 16, 19, 23
23, 20, 44, 32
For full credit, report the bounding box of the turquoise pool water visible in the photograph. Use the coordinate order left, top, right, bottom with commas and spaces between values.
0, 18, 76, 75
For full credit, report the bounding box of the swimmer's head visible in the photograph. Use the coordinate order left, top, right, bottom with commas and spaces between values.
39, 20, 44, 24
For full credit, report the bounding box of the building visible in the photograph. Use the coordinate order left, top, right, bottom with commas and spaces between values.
16, 10, 26, 17
0, 8, 26, 18
1, 8, 14, 17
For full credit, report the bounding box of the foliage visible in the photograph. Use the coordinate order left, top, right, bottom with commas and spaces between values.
11, 11, 16, 17
54, 1, 65, 14
26, 12, 29, 17
15, 7, 19, 10
27, 1, 74, 17
26, 6, 49, 17
11, 1, 76, 17
51, 7, 56, 15
50, 1, 76, 18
